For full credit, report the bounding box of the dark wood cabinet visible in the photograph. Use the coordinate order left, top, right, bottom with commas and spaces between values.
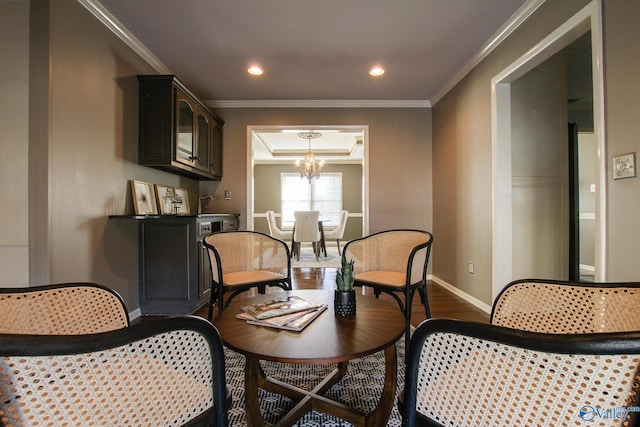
110, 214, 239, 315
139, 217, 198, 314
138, 75, 224, 180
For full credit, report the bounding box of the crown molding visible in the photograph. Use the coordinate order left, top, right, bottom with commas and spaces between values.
206, 99, 431, 109
430, 0, 546, 106
77, 0, 172, 74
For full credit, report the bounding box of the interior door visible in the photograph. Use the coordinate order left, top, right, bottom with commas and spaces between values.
568, 123, 580, 281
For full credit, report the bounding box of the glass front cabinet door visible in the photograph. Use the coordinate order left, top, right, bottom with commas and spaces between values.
138, 75, 225, 180
195, 111, 212, 173
176, 93, 195, 166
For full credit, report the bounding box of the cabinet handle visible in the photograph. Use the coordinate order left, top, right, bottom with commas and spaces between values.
189, 155, 201, 161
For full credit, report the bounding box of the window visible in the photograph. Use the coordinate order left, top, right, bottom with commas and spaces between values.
281, 173, 342, 228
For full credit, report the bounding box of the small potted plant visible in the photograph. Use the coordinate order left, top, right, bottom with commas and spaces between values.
335, 255, 356, 316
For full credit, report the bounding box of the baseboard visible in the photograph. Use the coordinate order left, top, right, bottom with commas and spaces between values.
429, 274, 492, 314
128, 307, 142, 321
580, 264, 595, 273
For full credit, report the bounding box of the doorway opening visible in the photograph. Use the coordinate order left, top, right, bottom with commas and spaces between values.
246, 125, 369, 242
491, 2, 605, 299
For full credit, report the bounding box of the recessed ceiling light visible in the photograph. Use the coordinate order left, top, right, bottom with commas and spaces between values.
248, 66, 263, 76
369, 66, 385, 77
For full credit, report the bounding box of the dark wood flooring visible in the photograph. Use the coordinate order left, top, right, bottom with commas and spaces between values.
193, 267, 489, 325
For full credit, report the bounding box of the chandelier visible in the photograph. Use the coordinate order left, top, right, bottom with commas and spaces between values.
296, 132, 325, 182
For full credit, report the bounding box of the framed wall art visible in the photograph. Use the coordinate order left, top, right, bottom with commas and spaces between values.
154, 184, 175, 215
173, 187, 191, 215
131, 180, 158, 215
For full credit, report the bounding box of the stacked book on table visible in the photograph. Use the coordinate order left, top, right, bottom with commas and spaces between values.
236, 296, 328, 331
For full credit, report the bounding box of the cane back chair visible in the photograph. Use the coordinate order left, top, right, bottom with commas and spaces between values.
491, 278, 640, 333
204, 230, 292, 319
343, 229, 434, 346
401, 318, 640, 427
0, 315, 230, 427
0, 282, 129, 334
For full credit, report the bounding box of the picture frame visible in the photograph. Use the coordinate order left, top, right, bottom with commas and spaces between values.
154, 184, 175, 215
131, 180, 158, 215
173, 187, 191, 215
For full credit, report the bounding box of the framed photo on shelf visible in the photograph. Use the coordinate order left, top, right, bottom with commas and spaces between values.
154, 184, 175, 215
173, 187, 191, 215
131, 180, 158, 215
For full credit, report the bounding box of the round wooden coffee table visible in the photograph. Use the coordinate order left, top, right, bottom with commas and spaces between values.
213, 289, 405, 427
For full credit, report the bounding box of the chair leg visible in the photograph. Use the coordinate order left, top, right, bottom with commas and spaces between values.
418, 282, 431, 318
292, 241, 300, 260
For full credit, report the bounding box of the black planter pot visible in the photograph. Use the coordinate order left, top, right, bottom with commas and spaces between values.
334, 289, 356, 316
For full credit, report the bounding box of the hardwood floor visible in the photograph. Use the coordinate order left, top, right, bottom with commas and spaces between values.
193, 267, 489, 325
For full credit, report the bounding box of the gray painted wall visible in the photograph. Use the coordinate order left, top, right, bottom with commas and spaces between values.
602, 0, 640, 281
433, 0, 640, 305
0, 1, 29, 286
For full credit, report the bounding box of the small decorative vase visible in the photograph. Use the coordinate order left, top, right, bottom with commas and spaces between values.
334, 289, 356, 316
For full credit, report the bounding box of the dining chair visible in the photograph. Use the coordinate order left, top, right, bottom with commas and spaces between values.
204, 230, 292, 318
266, 210, 293, 243
292, 210, 322, 260
0, 316, 230, 427
491, 278, 640, 333
401, 318, 640, 427
343, 229, 434, 347
0, 282, 130, 334
323, 209, 349, 255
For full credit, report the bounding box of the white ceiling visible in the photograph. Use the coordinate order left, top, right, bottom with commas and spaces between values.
92, 0, 531, 161
252, 127, 365, 163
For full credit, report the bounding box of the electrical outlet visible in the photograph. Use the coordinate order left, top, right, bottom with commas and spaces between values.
468, 261, 474, 274
224, 190, 231, 200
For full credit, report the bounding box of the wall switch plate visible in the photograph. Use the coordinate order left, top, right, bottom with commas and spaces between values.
613, 152, 636, 180
224, 190, 231, 200
468, 261, 474, 274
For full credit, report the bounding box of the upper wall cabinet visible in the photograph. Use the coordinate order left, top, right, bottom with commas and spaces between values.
138, 75, 224, 180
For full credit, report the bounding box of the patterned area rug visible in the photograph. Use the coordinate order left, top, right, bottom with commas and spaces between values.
224, 338, 406, 426
291, 246, 342, 269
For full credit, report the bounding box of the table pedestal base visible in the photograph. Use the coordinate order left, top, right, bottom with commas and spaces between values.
244, 345, 397, 427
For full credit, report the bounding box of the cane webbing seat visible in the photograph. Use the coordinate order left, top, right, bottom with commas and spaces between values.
343, 229, 433, 346
492, 279, 640, 334
0, 283, 129, 335
204, 230, 292, 319
401, 318, 640, 427
0, 316, 229, 427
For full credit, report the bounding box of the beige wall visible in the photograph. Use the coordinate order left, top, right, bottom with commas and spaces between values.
433, 0, 640, 305
22, 0, 202, 309
602, 0, 640, 280
202, 107, 433, 234
0, 1, 30, 287
432, 0, 591, 304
